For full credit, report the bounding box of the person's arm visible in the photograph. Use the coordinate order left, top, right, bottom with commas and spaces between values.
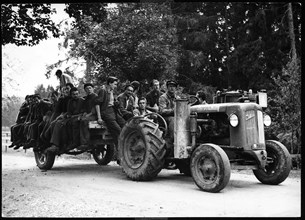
95, 105, 103, 124
133, 109, 140, 116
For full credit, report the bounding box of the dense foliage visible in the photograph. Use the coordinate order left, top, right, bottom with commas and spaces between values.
2, 96, 23, 126
1, 4, 60, 46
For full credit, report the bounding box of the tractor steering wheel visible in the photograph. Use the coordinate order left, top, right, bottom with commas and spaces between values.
144, 112, 168, 137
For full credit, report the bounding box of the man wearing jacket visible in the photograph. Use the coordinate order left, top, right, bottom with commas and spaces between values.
117, 84, 135, 120
94, 76, 125, 145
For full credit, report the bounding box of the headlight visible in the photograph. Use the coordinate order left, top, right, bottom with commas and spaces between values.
229, 114, 239, 127
263, 114, 271, 126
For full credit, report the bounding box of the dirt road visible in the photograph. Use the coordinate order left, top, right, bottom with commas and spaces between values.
1, 151, 301, 217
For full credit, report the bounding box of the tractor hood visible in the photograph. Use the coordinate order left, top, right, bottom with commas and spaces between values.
190, 103, 263, 114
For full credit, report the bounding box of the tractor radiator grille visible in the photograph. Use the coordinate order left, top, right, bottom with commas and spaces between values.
245, 110, 265, 145
245, 110, 257, 144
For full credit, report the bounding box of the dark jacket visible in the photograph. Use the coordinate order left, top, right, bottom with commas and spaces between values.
117, 92, 134, 118
67, 97, 84, 116
159, 92, 176, 116
146, 90, 162, 107
82, 93, 98, 114
95, 88, 117, 112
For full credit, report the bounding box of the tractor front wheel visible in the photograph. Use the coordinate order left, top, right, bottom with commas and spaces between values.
253, 140, 291, 185
190, 144, 231, 193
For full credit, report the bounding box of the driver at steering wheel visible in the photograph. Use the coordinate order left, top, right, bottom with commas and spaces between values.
133, 97, 152, 116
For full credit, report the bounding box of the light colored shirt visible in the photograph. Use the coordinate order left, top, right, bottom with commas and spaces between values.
107, 87, 114, 107
133, 108, 151, 117
59, 73, 73, 89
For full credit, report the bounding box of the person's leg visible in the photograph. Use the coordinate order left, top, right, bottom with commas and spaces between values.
48, 119, 65, 153
79, 114, 96, 146
101, 108, 122, 141
164, 116, 175, 157
115, 112, 126, 129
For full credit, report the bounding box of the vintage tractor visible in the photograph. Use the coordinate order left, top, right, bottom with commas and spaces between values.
117, 89, 292, 192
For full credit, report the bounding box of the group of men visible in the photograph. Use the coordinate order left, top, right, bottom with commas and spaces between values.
10, 70, 207, 156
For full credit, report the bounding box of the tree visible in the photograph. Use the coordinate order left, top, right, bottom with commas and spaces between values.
2, 96, 23, 127
64, 3, 179, 84
1, 4, 60, 46
34, 84, 55, 98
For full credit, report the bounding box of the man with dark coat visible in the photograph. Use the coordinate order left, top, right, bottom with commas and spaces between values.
78, 83, 98, 148
146, 79, 162, 112
47, 87, 84, 153
117, 84, 135, 120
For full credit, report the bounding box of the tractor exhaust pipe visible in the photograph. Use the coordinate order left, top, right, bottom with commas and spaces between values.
174, 98, 190, 158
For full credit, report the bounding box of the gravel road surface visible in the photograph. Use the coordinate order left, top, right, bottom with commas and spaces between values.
1, 151, 301, 217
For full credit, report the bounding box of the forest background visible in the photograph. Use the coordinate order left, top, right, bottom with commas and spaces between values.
1, 2, 301, 155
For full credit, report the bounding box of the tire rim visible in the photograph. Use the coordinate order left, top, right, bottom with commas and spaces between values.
37, 152, 46, 165
123, 130, 146, 169
198, 156, 218, 184
264, 147, 278, 175
96, 146, 106, 160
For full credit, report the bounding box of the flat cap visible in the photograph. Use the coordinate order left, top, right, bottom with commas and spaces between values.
166, 80, 178, 87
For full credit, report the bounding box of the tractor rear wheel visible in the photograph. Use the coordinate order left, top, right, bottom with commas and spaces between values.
190, 144, 231, 193
34, 150, 56, 170
118, 117, 166, 181
253, 140, 291, 185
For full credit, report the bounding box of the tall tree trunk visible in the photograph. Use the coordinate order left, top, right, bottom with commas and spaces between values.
287, 3, 297, 60
224, 3, 232, 88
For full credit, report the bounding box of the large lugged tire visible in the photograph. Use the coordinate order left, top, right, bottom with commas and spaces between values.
92, 144, 115, 165
118, 117, 166, 181
190, 144, 231, 193
253, 140, 291, 185
34, 150, 56, 170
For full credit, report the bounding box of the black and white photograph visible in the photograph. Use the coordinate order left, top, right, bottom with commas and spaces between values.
2, 2, 301, 217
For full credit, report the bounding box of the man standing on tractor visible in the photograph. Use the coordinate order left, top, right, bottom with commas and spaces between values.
55, 69, 74, 91
159, 80, 178, 155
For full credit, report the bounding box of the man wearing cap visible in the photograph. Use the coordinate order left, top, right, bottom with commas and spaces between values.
117, 83, 135, 120
78, 83, 98, 148
94, 76, 126, 146
55, 69, 74, 91
159, 80, 178, 155
159, 80, 178, 116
